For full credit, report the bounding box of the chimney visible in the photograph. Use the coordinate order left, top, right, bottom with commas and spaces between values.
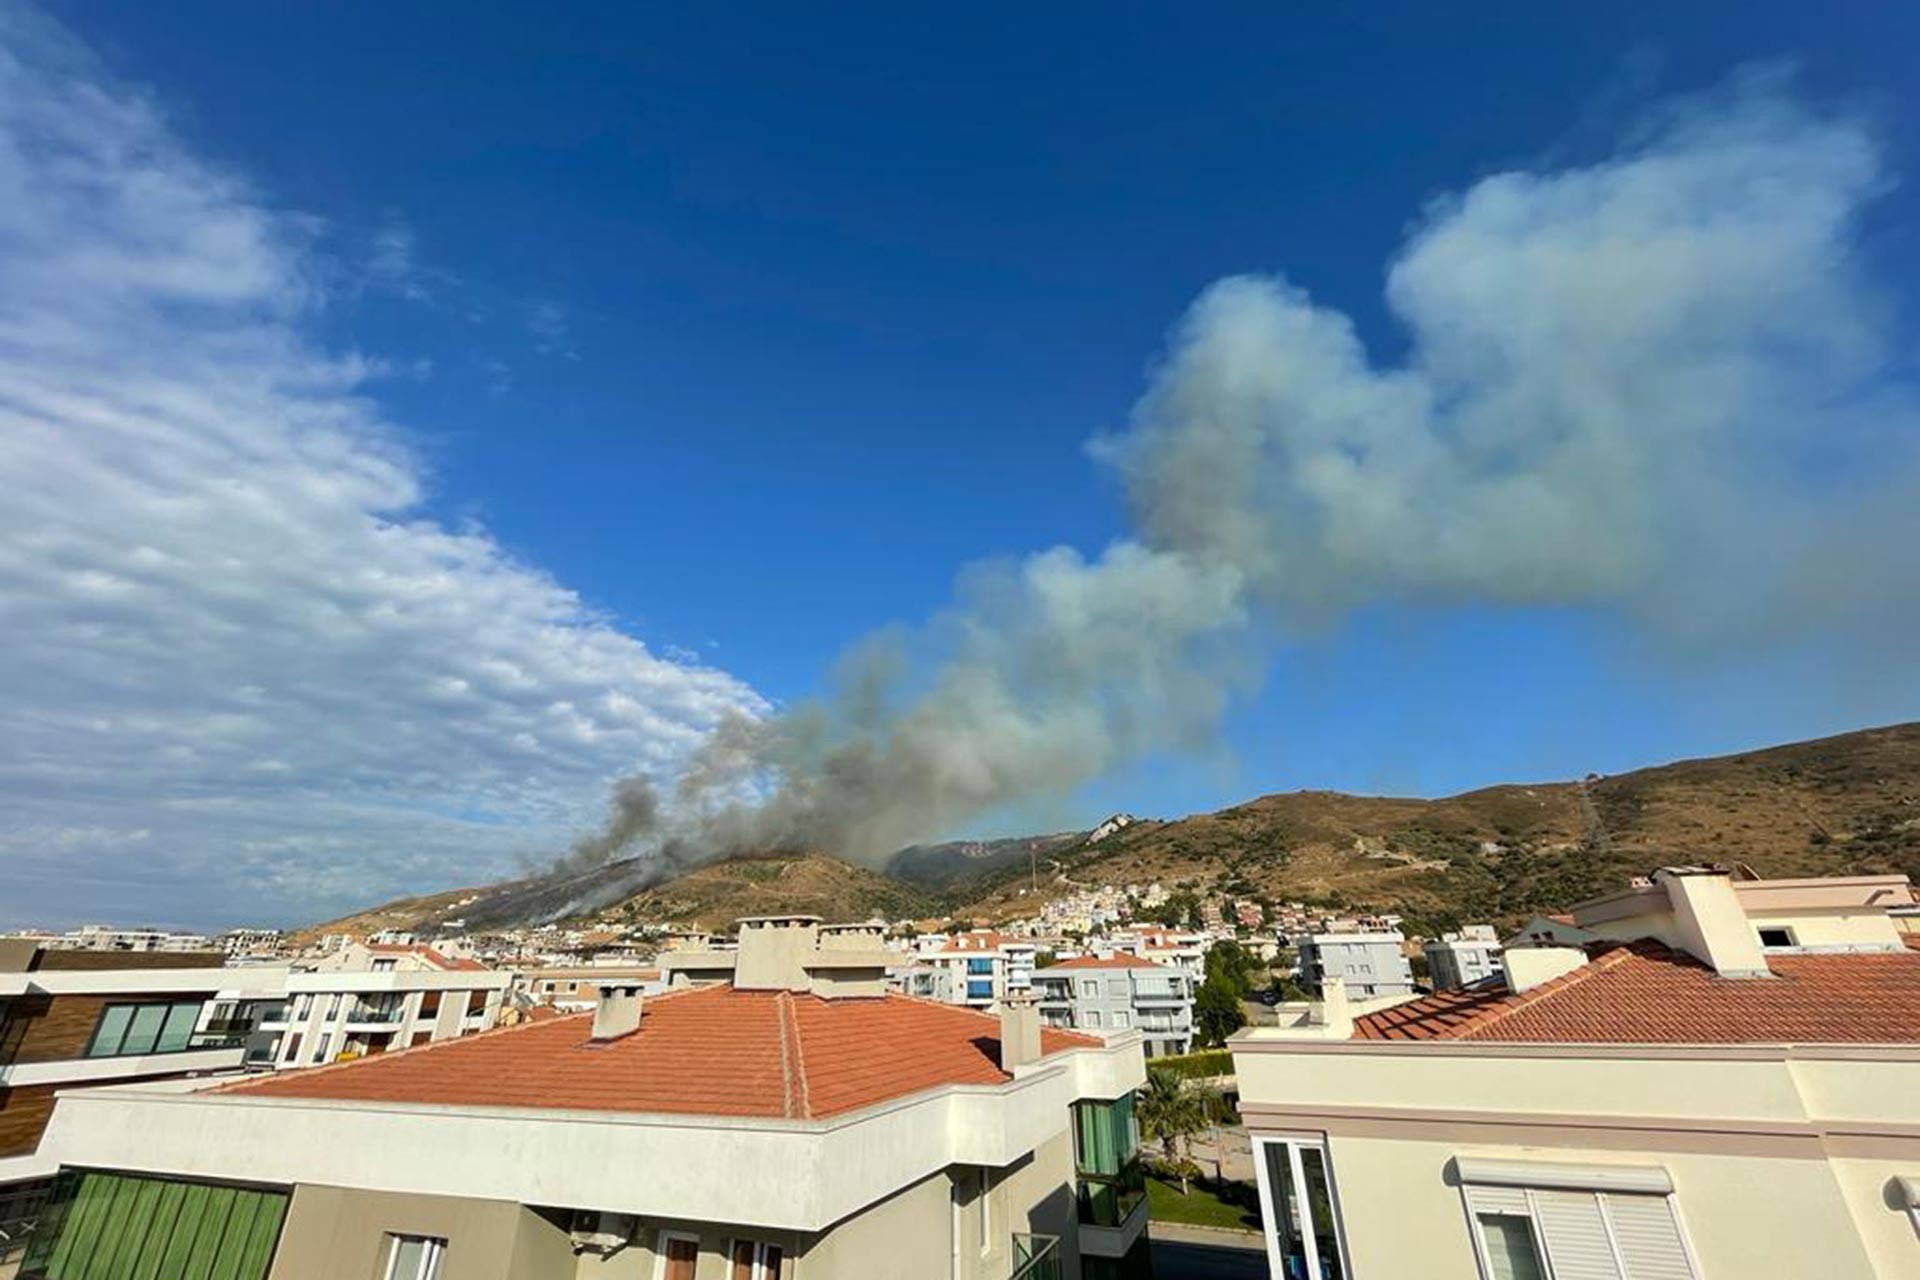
999, 989, 1043, 1070
1501, 945, 1589, 994
733, 915, 822, 992
591, 984, 644, 1041
1309, 977, 1354, 1038
1656, 867, 1771, 978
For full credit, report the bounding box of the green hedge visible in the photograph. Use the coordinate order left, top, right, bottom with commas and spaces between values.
1148, 1048, 1233, 1080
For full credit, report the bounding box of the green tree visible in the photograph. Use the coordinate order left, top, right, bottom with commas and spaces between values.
1193, 978, 1247, 1047
1134, 1067, 1228, 1194
1204, 939, 1258, 996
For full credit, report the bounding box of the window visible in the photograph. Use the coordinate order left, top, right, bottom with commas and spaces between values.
1473, 1214, 1547, 1280
1254, 1138, 1348, 1280
1460, 1178, 1698, 1280
967, 958, 994, 975
1757, 926, 1796, 948
1079, 979, 1100, 998
656, 1232, 700, 1280
312, 1033, 332, 1063
384, 1234, 446, 1280
727, 1239, 785, 1279
1072, 1096, 1139, 1178
1085, 1010, 1102, 1028
1112, 1010, 1132, 1029
372, 958, 398, 972
292, 994, 312, 1020
325, 994, 343, 1020
85, 1000, 207, 1057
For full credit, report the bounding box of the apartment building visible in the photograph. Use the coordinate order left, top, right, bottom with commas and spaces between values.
1422, 925, 1502, 990
252, 944, 509, 1069
1229, 867, 1920, 1280
0, 942, 286, 1270
1296, 929, 1415, 1000
1034, 955, 1194, 1058
23, 915, 1151, 1280
911, 932, 1041, 1009
514, 965, 664, 1011
1106, 930, 1208, 985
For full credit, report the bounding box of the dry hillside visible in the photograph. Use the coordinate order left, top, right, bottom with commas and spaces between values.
305, 722, 1920, 938
959, 721, 1920, 930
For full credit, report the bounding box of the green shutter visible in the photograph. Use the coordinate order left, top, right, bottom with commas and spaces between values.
23, 1172, 287, 1280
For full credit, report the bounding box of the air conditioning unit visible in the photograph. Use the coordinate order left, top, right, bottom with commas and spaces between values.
570, 1210, 638, 1255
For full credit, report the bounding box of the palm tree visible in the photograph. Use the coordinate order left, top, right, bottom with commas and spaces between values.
1135, 1067, 1220, 1195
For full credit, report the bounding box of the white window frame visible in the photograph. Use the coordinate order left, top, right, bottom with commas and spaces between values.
1458, 1182, 1704, 1280
1251, 1135, 1351, 1280
724, 1237, 785, 1279
653, 1230, 702, 1280
382, 1234, 446, 1280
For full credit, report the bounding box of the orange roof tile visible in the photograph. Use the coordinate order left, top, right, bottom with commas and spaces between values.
1047, 953, 1169, 970
216, 985, 1099, 1119
1355, 941, 1920, 1044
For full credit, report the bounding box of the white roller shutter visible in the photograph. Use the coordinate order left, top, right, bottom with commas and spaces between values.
1602, 1193, 1697, 1280
1531, 1190, 1623, 1280
1464, 1185, 1532, 1217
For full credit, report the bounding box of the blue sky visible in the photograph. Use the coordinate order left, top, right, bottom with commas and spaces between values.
5, 1, 1920, 925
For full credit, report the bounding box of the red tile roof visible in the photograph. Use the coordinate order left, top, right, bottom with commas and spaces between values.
215, 985, 1099, 1119
1355, 940, 1920, 1044
1047, 953, 1170, 970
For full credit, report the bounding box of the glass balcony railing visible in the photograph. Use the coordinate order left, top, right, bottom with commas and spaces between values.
348, 1004, 404, 1023
1010, 1233, 1061, 1280
1077, 1158, 1148, 1228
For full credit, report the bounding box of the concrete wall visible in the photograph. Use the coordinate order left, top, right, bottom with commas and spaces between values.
1311, 1130, 1886, 1280
1232, 1039, 1920, 1279
268, 1185, 573, 1280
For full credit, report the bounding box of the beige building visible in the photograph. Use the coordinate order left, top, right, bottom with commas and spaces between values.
19, 916, 1150, 1280
1231, 867, 1920, 1280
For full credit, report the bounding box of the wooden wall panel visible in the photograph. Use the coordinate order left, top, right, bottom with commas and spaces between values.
0, 1084, 58, 1158
0, 995, 110, 1066
31, 950, 225, 972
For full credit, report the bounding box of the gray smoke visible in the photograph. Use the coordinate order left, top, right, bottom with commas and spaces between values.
565, 72, 1920, 883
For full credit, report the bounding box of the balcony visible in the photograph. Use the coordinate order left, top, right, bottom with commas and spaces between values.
1009, 1233, 1061, 1280
1078, 1158, 1147, 1228
346, 1003, 404, 1025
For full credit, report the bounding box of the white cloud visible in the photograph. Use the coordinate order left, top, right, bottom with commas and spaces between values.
0, 10, 765, 927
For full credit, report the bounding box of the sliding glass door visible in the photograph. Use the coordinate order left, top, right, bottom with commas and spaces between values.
1252, 1137, 1349, 1280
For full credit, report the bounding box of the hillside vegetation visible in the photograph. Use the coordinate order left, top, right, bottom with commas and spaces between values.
308, 722, 1920, 937
960, 722, 1920, 931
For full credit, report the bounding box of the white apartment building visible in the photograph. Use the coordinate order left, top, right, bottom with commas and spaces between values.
1298, 929, 1415, 1000
913, 932, 1040, 1009
254, 944, 509, 1068
1107, 928, 1208, 985
28, 916, 1152, 1280
1232, 868, 1920, 1280
1035, 953, 1195, 1058
1423, 924, 1502, 990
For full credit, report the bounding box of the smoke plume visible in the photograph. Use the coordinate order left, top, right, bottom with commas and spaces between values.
564, 73, 1920, 886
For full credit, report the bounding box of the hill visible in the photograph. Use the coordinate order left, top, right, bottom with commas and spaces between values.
307, 721, 1920, 939
957, 721, 1920, 931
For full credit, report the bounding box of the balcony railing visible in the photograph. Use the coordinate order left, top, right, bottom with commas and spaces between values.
1009, 1233, 1061, 1280
1077, 1158, 1148, 1228
348, 1004, 404, 1023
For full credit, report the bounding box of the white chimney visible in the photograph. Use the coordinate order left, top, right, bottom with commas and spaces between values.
1502, 946, 1589, 994
1656, 867, 1771, 979
999, 989, 1043, 1069
591, 984, 644, 1041
733, 915, 823, 991
1311, 976, 1354, 1037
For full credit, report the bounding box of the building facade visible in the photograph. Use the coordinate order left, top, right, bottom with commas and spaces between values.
21, 917, 1153, 1280
1230, 869, 1920, 1280
1034, 955, 1193, 1058
0, 943, 285, 1270
1422, 925, 1502, 990
1297, 930, 1415, 1000
252, 945, 509, 1069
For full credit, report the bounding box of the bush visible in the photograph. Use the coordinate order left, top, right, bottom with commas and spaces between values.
1150, 1049, 1232, 1080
